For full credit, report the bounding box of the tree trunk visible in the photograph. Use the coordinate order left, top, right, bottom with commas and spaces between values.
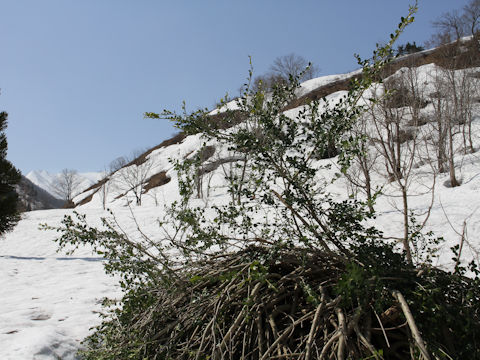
448, 125, 460, 187
402, 186, 413, 265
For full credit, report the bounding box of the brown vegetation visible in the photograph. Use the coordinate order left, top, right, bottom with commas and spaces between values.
143, 171, 171, 194
109, 246, 458, 359
76, 193, 95, 207
205, 110, 247, 131
81, 177, 109, 194
127, 132, 187, 168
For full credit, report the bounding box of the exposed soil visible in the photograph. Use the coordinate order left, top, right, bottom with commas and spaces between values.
143, 171, 171, 194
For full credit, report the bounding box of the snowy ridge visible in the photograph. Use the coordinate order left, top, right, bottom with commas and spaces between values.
295, 69, 361, 98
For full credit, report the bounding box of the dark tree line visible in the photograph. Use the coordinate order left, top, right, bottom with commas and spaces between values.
0, 110, 21, 235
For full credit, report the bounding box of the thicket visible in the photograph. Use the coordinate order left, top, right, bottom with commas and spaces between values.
45, 3, 480, 359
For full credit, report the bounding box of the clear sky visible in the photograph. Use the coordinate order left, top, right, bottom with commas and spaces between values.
0, 0, 470, 174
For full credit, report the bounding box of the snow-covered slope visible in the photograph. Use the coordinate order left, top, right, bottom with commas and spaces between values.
2, 50, 480, 358
16, 176, 65, 211
26, 170, 104, 201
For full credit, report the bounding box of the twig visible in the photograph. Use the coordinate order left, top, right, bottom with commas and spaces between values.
354, 323, 382, 360
454, 220, 467, 273
213, 282, 262, 360
305, 292, 326, 360
319, 331, 342, 360
260, 311, 315, 360
392, 290, 431, 360
372, 306, 390, 349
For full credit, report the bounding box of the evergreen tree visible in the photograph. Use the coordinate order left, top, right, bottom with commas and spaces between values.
0, 111, 21, 234
396, 41, 425, 56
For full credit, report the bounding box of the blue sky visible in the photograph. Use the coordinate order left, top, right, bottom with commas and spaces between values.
0, 0, 470, 173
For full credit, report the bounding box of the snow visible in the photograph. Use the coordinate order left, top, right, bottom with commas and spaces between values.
26, 170, 104, 200
208, 99, 240, 115
0, 209, 121, 359
207, 69, 360, 116
295, 69, 361, 98
3, 63, 480, 358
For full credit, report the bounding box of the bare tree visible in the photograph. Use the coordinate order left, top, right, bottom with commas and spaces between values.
432, 9, 466, 42
345, 114, 380, 213
52, 168, 82, 204
98, 167, 109, 210
430, 63, 479, 187
114, 151, 153, 206
366, 68, 430, 264
270, 53, 320, 83
462, 0, 480, 37
109, 156, 128, 174
251, 73, 285, 93
429, 79, 449, 174
429, 0, 480, 48
250, 53, 320, 93
450, 68, 478, 154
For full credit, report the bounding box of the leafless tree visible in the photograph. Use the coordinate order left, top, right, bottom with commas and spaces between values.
462, 0, 480, 36
98, 167, 109, 210
52, 168, 82, 204
116, 161, 152, 206
433, 9, 466, 42
449, 68, 478, 154
251, 73, 286, 93
113, 149, 153, 206
192, 145, 215, 199
220, 154, 249, 205
109, 156, 128, 174
344, 110, 380, 213
428, 0, 480, 48
430, 63, 479, 187
250, 53, 320, 93
429, 79, 449, 174
270, 53, 320, 83
365, 68, 431, 264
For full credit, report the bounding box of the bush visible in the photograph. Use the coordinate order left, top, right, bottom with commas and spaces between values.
46, 5, 480, 359
50, 217, 480, 359
78, 244, 480, 360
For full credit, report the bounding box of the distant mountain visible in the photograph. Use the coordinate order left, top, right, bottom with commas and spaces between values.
26, 170, 104, 200
15, 175, 65, 211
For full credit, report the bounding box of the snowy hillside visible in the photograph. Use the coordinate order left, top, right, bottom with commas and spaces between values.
16, 176, 65, 211
73, 61, 480, 269
26, 170, 104, 201
2, 44, 480, 358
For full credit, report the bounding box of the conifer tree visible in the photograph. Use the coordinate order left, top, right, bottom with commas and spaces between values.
0, 111, 21, 234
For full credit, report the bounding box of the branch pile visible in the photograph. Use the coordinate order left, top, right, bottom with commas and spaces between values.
81, 246, 479, 359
